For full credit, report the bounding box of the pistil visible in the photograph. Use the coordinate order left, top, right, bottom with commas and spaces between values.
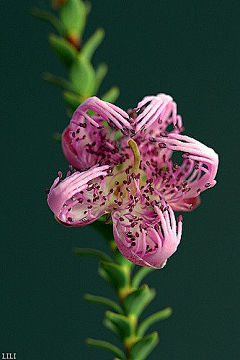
127, 139, 140, 175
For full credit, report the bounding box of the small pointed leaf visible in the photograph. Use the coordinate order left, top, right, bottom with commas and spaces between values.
132, 267, 155, 288
69, 56, 96, 96
63, 91, 81, 112
103, 318, 119, 337
130, 332, 159, 360
86, 338, 126, 360
124, 285, 156, 318
84, 293, 122, 314
94, 62, 108, 93
98, 261, 129, 291
85, 1, 92, 16
60, 0, 86, 37
105, 311, 134, 340
114, 248, 134, 269
101, 86, 120, 103
138, 307, 173, 337
31, 8, 64, 35
43, 72, 74, 91
81, 28, 105, 61
53, 132, 62, 142
73, 248, 112, 262
49, 34, 77, 67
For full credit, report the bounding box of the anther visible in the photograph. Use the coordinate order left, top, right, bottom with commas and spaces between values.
149, 137, 156, 142
178, 215, 183, 222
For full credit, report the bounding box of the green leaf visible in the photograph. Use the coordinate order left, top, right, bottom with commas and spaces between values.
85, 1, 92, 16
81, 28, 105, 61
103, 318, 119, 337
105, 311, 134, 340
43, 72, 74, 91
123, 285, 156, 318
94, 62, 108, 93
60, 0, 86, 37
63, 91, 81, 112
52, 132, 62, 142
72, 248, 112, 262
69, 56, 96, 96
31, 8, 64, 35
49, 34, 77, 67
138, 307, 173, 337
130, 332, 159, 360
86, 338, 126, 359
84, 293, 122, 314
98, 261, 129, 291
132, 267, 155, 288
101, 86, 120, 103
114, 248, 135, 269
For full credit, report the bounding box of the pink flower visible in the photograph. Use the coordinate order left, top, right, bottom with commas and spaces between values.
47, 94, 218, 268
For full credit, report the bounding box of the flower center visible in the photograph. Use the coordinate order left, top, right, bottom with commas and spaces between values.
105, 139, 144, 207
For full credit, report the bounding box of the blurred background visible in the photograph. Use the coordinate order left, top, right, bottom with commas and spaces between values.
1, 0, 239, 358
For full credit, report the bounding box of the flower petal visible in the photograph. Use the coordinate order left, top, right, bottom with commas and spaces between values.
62, 96, 133, 171
134, 93, 182, 134
61, 126, 83, 169
71, 96, 131, 130
169, 196, 201, 212
112, 201, 182, 269
47, 165, 111, 226
62, 121, 123, 171
154, 133, 219, 211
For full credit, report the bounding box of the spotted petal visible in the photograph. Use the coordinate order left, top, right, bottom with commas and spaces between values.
71, 96, 131, 130
62, 122, 124, 171
154, 133, 219, 211
47, 165, 111, 226
62, 97, 132, 171
112, 201, 182, 269
134, 93, 182, 134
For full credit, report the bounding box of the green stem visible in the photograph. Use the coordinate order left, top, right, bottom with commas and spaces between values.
110, 246, 140, 359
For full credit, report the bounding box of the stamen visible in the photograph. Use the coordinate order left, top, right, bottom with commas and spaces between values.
127, 139, 140, 175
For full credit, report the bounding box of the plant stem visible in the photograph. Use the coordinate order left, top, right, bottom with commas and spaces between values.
110, 245, 139, 359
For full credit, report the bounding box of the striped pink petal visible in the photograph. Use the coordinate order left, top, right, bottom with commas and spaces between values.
153, 133, 219, 211
112, 201, 182, 269
134, 93, 182, 134
47, 165, 111, 226
71, 96, 131, 131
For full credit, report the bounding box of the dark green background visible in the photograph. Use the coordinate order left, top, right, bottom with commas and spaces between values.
1, 1, 239, 359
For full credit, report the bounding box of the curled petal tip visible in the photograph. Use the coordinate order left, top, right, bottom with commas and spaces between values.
112, 203, 182, 269
47, 165, 111, 227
